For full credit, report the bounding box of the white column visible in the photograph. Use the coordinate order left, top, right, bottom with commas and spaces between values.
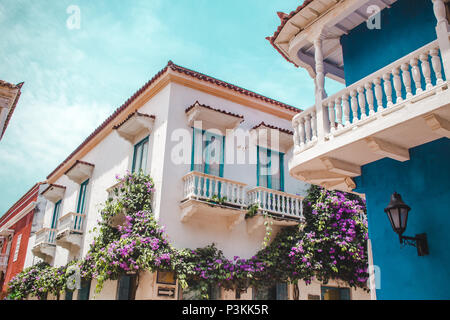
432, 0, 450, 77
314, 37, 329, 141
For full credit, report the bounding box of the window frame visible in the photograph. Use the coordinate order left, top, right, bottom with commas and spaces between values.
131, 136, 149, 173
77, 280, 91, 300
190, 128, 225, 177
320, 286, 351, 300
257, 146, 285, 192
116, 274, 137, 300
51, 200, 62, 229
12, 234, 22, 262
76, 179, 89, 214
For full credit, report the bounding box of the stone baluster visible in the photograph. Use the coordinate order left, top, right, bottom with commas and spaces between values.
350, 90, 359, 123
305, 114, 312, 143
342, 93, 351, 126
401, 63, 413, 99
335, 97, 343, 129
383, 73, 393, 107
357, 86, 367, 119
430, 48, 444, 85
392, 67, 403, 104
420, 53, 433, 90
298, 118, 306, 147
311, 111, 317, 140
373, 77, 383, 111
365, 83, 375, 116
328, 100, 336, 132
410, 58, 423, 94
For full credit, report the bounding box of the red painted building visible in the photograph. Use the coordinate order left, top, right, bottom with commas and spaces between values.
0, 183, 42, 299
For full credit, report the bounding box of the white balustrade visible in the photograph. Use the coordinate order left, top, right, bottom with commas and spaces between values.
58, 212, 85, 234
35, 228, 56, 246
292, 108, 318, 149
292, 40, 446, 152
247, 187, 304, 219
182, 171, 247, 206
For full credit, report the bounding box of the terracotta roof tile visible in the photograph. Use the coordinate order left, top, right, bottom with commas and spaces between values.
0, 81, 24, 140
46, 61, 300, 180
41, 183, 66, 196
252, 121, 294, 135
64, 160, 95, 175
113, 111, 155, 130
185, 101, 244, 119
266, 0, 315, 66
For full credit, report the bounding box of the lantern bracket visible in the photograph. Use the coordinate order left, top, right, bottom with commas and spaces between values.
399, 233, 429, 256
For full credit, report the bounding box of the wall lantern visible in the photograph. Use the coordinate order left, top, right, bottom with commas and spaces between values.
384, 192, 429, 256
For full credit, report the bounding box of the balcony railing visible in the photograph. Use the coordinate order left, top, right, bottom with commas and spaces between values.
57, 212, 85, 234
182, 171, 247, 207
247, 187, 304, 220
182, 171, 304, 222
35, 228, 56, 246
0, 253, 8, 272
293, 39, 447, 151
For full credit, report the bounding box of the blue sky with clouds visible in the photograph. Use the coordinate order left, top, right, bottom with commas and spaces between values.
0, 0, 344, 214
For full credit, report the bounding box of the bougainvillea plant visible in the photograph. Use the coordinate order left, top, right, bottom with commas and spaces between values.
7, 172, 369, 300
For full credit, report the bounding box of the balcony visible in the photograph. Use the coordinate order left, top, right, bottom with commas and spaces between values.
246, 187, 304, 234
32, 228, 56, 262
0, 253, 8, 272
180, 171, 304, 232
181, 171, 247, 230
291, 39, 450, 191
55, 212, 85, 251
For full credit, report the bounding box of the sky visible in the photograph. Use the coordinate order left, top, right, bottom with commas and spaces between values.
0, 0, 344, 215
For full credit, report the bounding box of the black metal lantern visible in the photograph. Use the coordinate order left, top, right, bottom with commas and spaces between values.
384, 192, 429, 256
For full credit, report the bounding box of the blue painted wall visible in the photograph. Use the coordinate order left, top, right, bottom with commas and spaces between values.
341, 0, 437, 86
354, 138, 450, 299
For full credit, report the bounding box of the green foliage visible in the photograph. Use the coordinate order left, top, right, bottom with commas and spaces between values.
7, 174, 369, 300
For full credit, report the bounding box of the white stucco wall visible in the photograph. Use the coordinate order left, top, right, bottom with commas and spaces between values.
31, 80, 372, 300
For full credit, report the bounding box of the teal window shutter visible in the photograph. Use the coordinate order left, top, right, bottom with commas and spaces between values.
117, 275, 136, 300
65, 290, 73, 300
132, 136, 149, 173
76, 179, 89, 214
279, 152, 285, 192
51, 200, 61, 229
191, 128, 224, 177
257, 147, 284, 191
276, 282, 288, 300
78, 280, 91, 300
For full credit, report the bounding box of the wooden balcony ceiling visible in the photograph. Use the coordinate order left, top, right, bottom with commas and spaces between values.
269, 0, 397, 82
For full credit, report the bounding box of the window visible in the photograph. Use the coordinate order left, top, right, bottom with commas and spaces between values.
320, 286, 350, 300
12, 234, 22, 262
77, 280, 91, 300
51, 200, 62, 229
257, 147, 285, 191
191, 128, 224, 177
253, 283, 287, 300
182, 283, 221, 300
116, 274, 137, 300
76, 180, 89, 214
132, 136, 149, 173
65, 290, 73, 300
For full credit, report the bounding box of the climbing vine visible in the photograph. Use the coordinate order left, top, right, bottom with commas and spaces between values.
7, 172, 369, 300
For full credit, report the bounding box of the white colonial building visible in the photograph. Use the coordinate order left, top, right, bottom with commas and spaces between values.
24, 61, 369, 300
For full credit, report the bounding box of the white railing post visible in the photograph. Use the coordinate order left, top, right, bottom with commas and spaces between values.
314, 37, 329, 141
432, 0, 450, 77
